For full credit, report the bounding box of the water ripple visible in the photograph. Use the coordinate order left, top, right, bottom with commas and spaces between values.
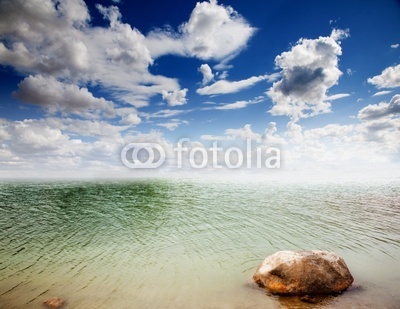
0, 180, 399, 308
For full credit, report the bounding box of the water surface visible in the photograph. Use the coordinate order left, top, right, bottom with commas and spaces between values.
0, 179, 399, 308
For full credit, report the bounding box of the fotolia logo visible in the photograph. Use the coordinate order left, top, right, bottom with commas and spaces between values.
121, 139, 280, 169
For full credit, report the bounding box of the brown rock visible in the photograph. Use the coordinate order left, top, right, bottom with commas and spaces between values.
43, 297, 64, 309
253, 250, 353, 295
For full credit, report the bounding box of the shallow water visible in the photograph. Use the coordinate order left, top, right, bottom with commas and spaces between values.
0, 179, 399, 308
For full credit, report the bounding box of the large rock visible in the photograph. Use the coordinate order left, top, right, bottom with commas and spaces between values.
253, 250, 353, 295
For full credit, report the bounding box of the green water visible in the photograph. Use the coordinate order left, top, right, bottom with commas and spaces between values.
0, 179, 399, 308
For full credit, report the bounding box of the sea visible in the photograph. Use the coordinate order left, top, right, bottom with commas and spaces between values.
0, 178, 399, 308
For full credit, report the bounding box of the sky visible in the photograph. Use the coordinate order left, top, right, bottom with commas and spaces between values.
0, 0, 399, 179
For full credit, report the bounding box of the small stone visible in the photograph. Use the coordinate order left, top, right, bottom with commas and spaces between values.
43, 297, 64, 309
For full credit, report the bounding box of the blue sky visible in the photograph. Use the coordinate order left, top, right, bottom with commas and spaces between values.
0, 0, 399, 179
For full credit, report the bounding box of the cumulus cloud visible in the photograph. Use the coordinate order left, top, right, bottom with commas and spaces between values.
0, 0, 257, 112
161, 88, 188, 106
354, 103, 400, 147
285, 119, 303, 143
267, 29, 349, 120
0, 0, 90, 76
95, 4, 153, 71
58, 0, 91, 27
119, 114, 142, 125
0, 0, 181, 109
116, 107, 142, 125
145, 0, 255, 62
358, 94, 400, 121
9, 120, 70, 154
14, 75, 115, 117
367, 64, 400, 89
197, 75, 267, 95
198, 64, 214, 85
391, 44, 399, 49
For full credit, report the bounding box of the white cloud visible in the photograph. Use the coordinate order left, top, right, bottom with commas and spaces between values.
0, 0, 257, 112
213, 96, 264, 110
95, 4, 153, 71
215, 100, 251, 110
201, 122, 285, 146
60, 118, 128, 139
267, 29, 349, 120
145, 0, 256, 62
157, 123, 180, 131
373, 90, 392, 97
0, 0, 181, 109
217, 70, 229, 80
285, 119, 303, 143
119, 114, 142, 125
197, 75, 267, 95
161, 88, 188, 106
14, 75, 115, 118
0, 117, 136, 177
200, 134, 234, 141
0, 0, 90, 76
58, 0, 91, 27
1, 111, 399, 178
201, 122, 281, 143
367, 64, 400, 89
391, 44, 399, 49
330, 28, 350, 41
326, 93, 350, 101
358, 94, 400, 121
180, 0, 255, 61
157, 119, 189, 131
198, 64, 214, 85
264, 72, 281, 83
0, 120, 11, 142
141, 109, 187, 120
9, 120, 70, 154
115, 107, 141, 125
225, 124, 261, 140
262, 122, 287, 146
284, 117, 399, 171
304, 124, 354, 140
198, 116, 400, 172
357, 117, 400, 145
